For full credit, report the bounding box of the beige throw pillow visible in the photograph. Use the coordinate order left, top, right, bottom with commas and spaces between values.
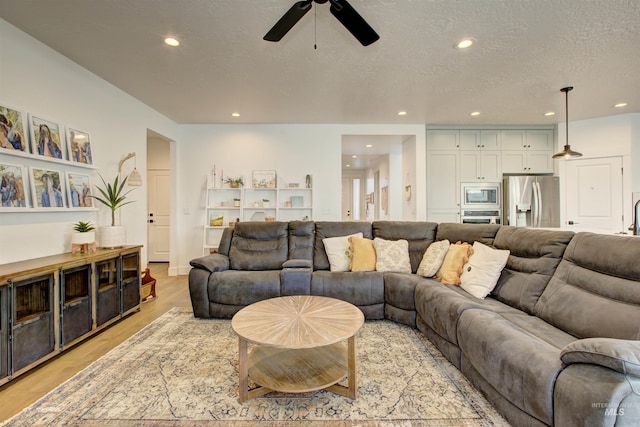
374, 238, 411, 273
460, 241, 510, 299
323, 233, 363, 272
349, 236, 377, 272
435, 241, 474, 285
417, 239, 450, 277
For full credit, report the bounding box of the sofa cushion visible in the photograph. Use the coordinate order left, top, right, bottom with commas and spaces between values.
415, 280, 521, 346
208, 270, 281, 306
374, 238, 412, 273
436, 241, 473, 285
349, 236, 376, 272
492, 226, 574, 314
288, 221, 315, 261
435, 223, 501, 246
460, 241, 509, 299
372, 221, 438, 272
535, 232, 640, 340
561, 338, 640, 376
310, 270, 384, 310
458, 309, 577, 426
228, 222, 289, 270
314, 222, 373, 270
323, 232, 363, 272
417, 239, 450, 277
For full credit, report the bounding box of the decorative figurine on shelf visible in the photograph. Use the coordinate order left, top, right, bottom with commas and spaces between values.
306, 174, 312, 188
212, 164, 217, 188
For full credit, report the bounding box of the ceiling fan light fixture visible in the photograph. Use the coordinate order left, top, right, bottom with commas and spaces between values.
552, 86, 582, 160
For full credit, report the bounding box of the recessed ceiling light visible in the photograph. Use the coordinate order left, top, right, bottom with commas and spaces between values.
231, 112, 240, 117
346, 164, 351, 168
544, 111, 555, 116
164, 37, 180, 47
365, 144, 373, 148
470, 111, 480, 116
614, 102, 628, 108
456, 38, 475, 49
352, 155, 357, 158
397, 111, 407, 116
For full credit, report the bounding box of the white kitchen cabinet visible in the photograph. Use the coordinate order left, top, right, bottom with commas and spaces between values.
501, 150, 553, 173
427, 150, 459, 219
459, 130, 501, 151
426, 130, 460, 150
460, 151, 501, 182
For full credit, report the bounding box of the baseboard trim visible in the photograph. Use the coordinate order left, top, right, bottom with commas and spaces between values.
168, 266, 191, 276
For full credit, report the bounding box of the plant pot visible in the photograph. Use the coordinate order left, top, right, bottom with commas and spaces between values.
99, 226, 126, 248
71, 231, 96, 245
229, 182, 240, 188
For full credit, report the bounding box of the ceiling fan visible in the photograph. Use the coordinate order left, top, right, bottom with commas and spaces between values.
264, 0, 380, 46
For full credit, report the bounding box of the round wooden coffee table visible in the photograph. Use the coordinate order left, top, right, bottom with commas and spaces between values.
231, 295, 365, 402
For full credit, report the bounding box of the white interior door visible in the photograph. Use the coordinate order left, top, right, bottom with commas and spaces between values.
147, 170, 170, 262
565, 156, 623, 232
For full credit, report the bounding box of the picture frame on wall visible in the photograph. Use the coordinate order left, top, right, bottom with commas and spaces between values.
0, 104, 29, 153
29, 114, 64, 160
65, 172, 93, 208
30, 166, 66, 208
252, 170, 277, 188
0, 163, 29, 208
66, 127, 93, 165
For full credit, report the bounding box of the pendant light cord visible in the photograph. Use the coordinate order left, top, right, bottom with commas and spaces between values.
565, 89, 569, 147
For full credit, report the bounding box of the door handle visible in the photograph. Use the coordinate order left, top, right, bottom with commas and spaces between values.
149, 219, 154, 224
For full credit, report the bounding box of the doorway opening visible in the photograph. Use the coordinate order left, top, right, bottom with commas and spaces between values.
146, 129, 172, 263
341, 134, 417, 221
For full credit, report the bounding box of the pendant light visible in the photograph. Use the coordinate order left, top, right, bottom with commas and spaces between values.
552, 86, 583, 159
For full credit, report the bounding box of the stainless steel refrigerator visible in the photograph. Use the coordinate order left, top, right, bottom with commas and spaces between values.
503, 175, 560, 228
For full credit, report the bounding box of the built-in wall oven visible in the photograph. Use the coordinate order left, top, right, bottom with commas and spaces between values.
460, 182, 501, 224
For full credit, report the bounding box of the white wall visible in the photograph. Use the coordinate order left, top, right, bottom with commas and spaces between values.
402, 136, 417, 220
175, 124, 426, 273
0, 19, 178, 265
556, 113, 640, 228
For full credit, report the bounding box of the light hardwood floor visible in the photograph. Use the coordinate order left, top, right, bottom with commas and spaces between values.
0, 263, 191, 423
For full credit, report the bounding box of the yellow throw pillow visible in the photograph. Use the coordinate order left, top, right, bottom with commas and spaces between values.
435, 241, 474, 285
349, 236, 376, 272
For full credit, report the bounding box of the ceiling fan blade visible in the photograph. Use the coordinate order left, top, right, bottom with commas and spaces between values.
329, 0, 379, 46
264, 1, 313, 42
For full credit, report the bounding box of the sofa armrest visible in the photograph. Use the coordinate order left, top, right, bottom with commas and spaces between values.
283, 259, 313, 269
560, 338, 640, 376
189, 254, 230, 273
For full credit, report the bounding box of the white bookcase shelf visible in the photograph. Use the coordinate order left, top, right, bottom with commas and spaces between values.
202, 174, 313, 255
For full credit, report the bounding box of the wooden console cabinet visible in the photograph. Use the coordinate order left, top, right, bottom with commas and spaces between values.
0, 245, 142, 386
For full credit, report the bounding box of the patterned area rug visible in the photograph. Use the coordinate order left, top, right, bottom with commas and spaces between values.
3, 307, 509, 426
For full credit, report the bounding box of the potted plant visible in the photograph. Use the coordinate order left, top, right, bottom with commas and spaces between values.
233, 197, 241, 207
262, 198, 270, 208
225, 176, 244, 188
91, 174, 135, 248
71, 220, 96, 245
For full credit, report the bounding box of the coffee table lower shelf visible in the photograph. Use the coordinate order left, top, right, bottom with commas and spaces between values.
238, 337, 357, 402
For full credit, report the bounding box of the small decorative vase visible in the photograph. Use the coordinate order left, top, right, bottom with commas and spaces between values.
71, 231, 95, 245
305, 174, 312, 188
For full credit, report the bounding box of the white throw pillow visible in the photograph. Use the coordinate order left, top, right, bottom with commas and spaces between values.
374, 238, 412, 273
460, 241, 510, 299
323, 233, 363, 272
417, 239, 450, 277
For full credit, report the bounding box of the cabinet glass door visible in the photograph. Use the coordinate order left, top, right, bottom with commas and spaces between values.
60, 265, 92, 345
95, 258, 120, 326
121, 252, 140, 314
12, 274, 55, 372
0, 285, 8, 380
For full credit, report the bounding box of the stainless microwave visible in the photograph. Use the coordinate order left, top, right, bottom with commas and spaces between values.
460, 182, 501, 210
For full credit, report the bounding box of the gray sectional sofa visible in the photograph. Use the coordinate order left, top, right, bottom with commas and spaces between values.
188, 220, 640, 427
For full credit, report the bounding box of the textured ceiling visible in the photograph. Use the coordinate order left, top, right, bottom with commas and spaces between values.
0, 0, 638, 125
